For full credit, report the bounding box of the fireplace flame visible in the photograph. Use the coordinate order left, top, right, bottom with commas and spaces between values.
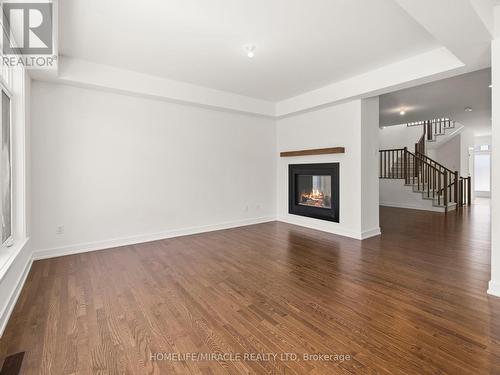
302, 189, 323, 200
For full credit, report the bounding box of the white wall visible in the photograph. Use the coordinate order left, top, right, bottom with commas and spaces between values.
379, 124, 423, 151
276, 99, 380, 240
30, 81, 276, 255
460, 128, 479, 178
475, 135, 492, 146
380, 180, 444, 212
433, 135, 461, 172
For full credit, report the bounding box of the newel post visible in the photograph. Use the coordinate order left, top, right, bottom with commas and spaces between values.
468, 177, 472, 206
454, 171, 459, 206
403, 147, 408, 183
459, 178, 463, 207
444, 172, 449, 212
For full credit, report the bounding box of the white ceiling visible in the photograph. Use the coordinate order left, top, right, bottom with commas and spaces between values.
379, 68, 492, 136
59, 0, 440, 101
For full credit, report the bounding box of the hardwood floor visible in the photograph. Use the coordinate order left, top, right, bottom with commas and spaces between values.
1, 203, 499, 374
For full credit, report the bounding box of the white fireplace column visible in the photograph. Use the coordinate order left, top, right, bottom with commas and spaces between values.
360, 97, 381, 238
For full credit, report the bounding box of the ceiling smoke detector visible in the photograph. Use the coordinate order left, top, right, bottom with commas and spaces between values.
245, 45, 256, 59
464, 107, 473, 112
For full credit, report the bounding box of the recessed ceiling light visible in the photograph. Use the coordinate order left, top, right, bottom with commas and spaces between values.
399, 110, 406, 116
245, 45, 256, 59
465, 107, 473, 112
489, 84, 493, 88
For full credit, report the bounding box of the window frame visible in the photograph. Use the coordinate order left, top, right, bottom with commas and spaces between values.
0, 78, 13, 248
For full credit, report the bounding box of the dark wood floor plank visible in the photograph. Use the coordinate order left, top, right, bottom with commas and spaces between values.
0, 202, 499, 374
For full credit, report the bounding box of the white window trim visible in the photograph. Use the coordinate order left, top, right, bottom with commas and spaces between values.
0, 81, 13, 249
0, 67, 28, 282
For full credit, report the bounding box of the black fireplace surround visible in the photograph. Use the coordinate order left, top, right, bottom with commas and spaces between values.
288, 163, 339, 222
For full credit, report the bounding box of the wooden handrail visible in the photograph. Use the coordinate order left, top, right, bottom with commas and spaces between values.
416, 151, 455, 175
379, 148, 463, 210
406, 150, 447, 175
379, 148, 405, 152
380, 149, 445, 176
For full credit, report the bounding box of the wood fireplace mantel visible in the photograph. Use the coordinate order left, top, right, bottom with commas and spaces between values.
280, 147, 345, 157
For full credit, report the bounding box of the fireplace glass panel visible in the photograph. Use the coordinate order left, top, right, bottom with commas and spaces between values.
296, 175, 332, 209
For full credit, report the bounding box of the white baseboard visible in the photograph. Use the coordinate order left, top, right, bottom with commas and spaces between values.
360, 227, 382, 239
487, 280, 500, 297
380, 202, 444, 213
0, 256, 33, 337
276, 215, 379, 240
475, 191, 491, 198
33, 216, 276, 260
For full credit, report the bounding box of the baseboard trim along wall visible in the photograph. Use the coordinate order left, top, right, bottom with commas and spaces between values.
487, 280, 500, 297
32, 216, 276, 260
475, 191, 491, 198
277, 216, 381, 240
360, 227, 382, 240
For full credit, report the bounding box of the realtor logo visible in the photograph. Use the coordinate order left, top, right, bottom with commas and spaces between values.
3, 2, 53, 54
2, 2, 56, 68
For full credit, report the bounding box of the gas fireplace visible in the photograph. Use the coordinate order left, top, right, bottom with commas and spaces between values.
289, 163, 339, 222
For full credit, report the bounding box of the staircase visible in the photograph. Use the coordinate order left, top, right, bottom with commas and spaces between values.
380, 118, 471, 213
